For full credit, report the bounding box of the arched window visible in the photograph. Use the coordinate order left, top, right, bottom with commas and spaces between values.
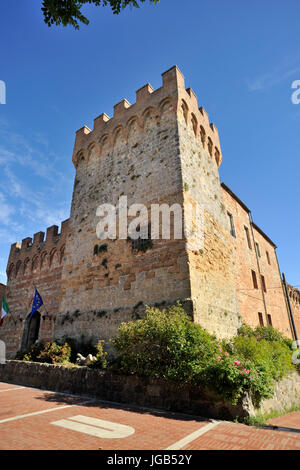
181, 100, 188, 124
87, 143, 96, 161
50, 248, 58, 267
207, 137, 213, 156
200, 126, 206, 148
7, 263, 14, 280
40, 252, 48, 269
23, 258, 30, 275
77, 151, 85, 165
191, 113, 198, 137
127, 118, 139, 144
15, 260, 22, 277
32, 255, 39, 272
99, 134, 110, 155
113, 127, 124, 148
143, 108, 157, 132
160, 99, 173, 118
59, 246, 65, 264
215, 147, 220, 165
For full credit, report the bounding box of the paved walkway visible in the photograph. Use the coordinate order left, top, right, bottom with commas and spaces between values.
0, 382, 299, 450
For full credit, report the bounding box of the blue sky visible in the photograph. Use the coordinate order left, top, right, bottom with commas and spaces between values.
0, 0, 299, 287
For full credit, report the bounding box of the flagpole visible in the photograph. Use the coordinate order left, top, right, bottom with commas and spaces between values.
26, 285, 38, 349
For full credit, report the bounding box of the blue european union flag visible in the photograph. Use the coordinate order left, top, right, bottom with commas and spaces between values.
30, 289, 43, 320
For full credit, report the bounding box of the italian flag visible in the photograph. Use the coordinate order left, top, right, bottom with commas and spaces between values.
0, 297, 9, 326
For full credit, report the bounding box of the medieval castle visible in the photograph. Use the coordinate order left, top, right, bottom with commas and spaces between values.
1, 66, 299, 358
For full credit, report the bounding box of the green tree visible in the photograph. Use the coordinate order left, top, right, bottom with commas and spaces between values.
42, 0, 160, 29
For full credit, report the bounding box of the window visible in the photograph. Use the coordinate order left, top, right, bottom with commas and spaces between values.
244, 226, 252, 249
258, 312, 264, 327
267, 314, 272, 326
261, 275, 267, 293
255, 242, 261, 257
191, 113, 198, 137
181, 100, 188, 124
200, 126, 206, 147
227, 212, 236, 238
266, 251, 271, 265
207, 137, 213, 156
251, 270, 258, 289
215, 147, 220, 166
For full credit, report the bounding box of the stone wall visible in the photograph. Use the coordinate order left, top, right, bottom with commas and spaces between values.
1, 360, 299, 421
1, 220, 70, 357
57, 67, 192, 348
259, 372, 300, 415
176, 78, 241, 338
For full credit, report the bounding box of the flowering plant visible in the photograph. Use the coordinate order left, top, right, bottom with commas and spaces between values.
199, 352, 274, 406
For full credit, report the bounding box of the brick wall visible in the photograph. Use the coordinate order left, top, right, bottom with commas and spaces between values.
0, 283, 6, 302
222, 184, 293, 338
0, 221, 70, 357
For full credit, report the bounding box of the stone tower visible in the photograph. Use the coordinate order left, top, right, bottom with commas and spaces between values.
54, 65, 241, 345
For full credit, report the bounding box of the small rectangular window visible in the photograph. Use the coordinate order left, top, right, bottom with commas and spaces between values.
267, 314, 272, 326
266, 251, 271, 265
244, 226, 252, 249
261, 274, 267, 293
255, 242, 261, 257
227, 212, 236, 238
252, 270, 258, 289
258, 312, 264, 326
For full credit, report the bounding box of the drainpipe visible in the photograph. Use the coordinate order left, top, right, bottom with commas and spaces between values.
282, 272, 298, 342
248, 212, 268, 323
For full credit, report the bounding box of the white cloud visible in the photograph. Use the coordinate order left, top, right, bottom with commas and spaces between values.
0, 122, 72, 249
246, 55, 300, 92
0, 192, 15, 222
0, 125, 70, 188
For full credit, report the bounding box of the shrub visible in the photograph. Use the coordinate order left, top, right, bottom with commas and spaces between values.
254, 325, 293, 349
111, 303, 219, 384
88, 340, 108, 369
16, 341, 71, 365
15, 342, 45, 362
238, 323, 293, 349
237, 324, 256, 338
199, 356, 274, 406
35, 341, 71, 364
231, 334, 294, 383
111, 308, 297, 406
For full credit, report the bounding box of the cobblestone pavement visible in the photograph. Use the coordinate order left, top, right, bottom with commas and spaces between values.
0, 382, 299, 450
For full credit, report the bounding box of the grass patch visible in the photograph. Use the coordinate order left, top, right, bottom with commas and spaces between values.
244, 404, 300, 427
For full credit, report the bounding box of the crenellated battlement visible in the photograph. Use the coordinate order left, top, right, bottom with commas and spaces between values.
72, 65, 223, 168
6, 219, 70, 280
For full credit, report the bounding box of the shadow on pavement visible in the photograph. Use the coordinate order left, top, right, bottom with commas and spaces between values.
35, 390, 213, 424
